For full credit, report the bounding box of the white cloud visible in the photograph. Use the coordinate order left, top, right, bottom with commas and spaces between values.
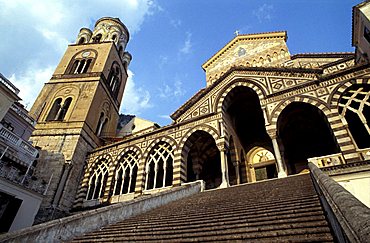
121, 70, 152, 115
9, 66, 54, 109
0, 0, 157, 110
179, 32, 192, 55
253, 4, 273, 23
158, 78, 185, 99
158, 114, 171, 120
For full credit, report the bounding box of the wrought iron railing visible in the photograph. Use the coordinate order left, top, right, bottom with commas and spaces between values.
0, 124, 38, 159
0, 162, 46, 194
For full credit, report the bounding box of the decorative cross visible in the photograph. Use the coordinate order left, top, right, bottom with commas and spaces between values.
234, 30, 240, 36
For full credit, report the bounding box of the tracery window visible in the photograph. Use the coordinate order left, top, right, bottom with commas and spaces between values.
86, 158, 109, 200
145, 142, 174, 190
113, 151, 139, 195
338, 84, 370, 148
46, 97, 72, 121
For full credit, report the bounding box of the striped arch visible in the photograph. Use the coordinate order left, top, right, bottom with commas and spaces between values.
215, 79, 267, 114
329, 78, 369, 109
114, 145, 143, 166
112, 147, 141, 196
269, 95, 332, 131
142, 136, 177, 190
270, 95, 360, 163
328, 78, 370, 160
85, 153, 114, 201
143, 136, 178, 158
178, 124, 220, 184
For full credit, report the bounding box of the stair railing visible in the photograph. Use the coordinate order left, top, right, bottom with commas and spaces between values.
308, 162, 370, 243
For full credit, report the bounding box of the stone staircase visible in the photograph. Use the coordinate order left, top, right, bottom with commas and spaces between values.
69, 174, 335, 242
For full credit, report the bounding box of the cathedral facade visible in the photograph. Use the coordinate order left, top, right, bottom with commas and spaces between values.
29, 3, 370, 222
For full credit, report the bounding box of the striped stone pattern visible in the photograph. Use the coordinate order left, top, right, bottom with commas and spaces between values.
178, 125, 220, 184
269, 95, 360, 163
216, 79, 266, 114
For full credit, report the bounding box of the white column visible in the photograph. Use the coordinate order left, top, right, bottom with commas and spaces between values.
219, 148, 229, 188
272, 138, 287, 178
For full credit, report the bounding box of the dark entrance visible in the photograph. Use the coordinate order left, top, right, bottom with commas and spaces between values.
277, 102, 340, 174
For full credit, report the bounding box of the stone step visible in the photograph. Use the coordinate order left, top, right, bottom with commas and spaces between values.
124, 195, 321, 223
69, 174, 335, 242
106, 203, 324, 231
87, 212, 328, 237
74, 222, 333, 242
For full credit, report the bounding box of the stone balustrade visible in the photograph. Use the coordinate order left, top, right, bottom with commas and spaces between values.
307, 153, 345, 168
0, 124, 38, 161
357, 147, 370, 160
308, 162, 370, 243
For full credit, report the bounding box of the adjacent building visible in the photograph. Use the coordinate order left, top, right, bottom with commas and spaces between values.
0, 74, 42, 232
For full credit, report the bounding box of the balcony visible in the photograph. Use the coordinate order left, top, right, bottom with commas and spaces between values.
0, 162, 46, 194
0, 124, 38, 166
10, 103, 36, 127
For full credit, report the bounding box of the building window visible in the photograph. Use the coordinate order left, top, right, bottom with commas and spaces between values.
86, 159, 109, 200
145, 142, 174, 190
113, 151, 139, 195
70, 59, 92, 74
364, 26, 370, 44
46, 97, 72, 121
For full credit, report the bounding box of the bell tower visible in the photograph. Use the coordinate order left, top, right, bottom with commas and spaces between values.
29, 17, 132, 223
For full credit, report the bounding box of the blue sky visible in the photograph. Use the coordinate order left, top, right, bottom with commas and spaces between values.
0, 0, 362, 126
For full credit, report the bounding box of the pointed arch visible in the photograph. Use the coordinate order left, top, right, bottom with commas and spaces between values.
85, 154, 113, 200
144, 140, 175, 190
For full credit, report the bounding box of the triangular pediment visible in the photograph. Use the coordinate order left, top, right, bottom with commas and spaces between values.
202, 31, 290, 86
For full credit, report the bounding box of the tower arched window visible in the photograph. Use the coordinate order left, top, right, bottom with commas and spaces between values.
338, 84, 370, 148
145, 142, 174, 190
96, 112, 108, 137
46, 97, 72, 121
93, 34, 102, 43
56, 97, 72, 121
86, 158, 109, 200
46, 98, 62, 121
78, 37, 86, 45
70, 58, 92, 74
107, 63, 121, 97
113, 151, 139, 195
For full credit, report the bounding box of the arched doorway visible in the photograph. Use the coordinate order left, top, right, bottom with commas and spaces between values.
277, 102, 340, 174
246, 147, 277, 181
184, 131, 222, 189
222, 85, 273, 181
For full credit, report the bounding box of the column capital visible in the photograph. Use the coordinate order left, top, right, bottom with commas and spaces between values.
267, 129, 277, 139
